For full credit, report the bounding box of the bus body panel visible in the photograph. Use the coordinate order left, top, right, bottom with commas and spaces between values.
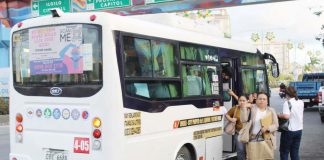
123, 106, 224, 159
9, 11, 273, 160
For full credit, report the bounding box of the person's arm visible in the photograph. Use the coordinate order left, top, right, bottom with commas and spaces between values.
278, 101, 290, 119
228, 89, 238, 100
225, 107, 237, 122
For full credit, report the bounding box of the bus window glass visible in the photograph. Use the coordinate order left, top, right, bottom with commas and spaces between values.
180, 45, 218, 62
125, 82, 180, 99
241, 54, 264, 67
12, 24, 102, 86
241, 69, 255, 94
151, 40, 178, 77
256, 70, 267, 93
182, 65, 203, 96
124, 37, 152, 77
203, 66, 219, 96
182, 64, 219, 97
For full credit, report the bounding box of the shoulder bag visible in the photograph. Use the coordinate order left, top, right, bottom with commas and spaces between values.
246, 130, 274, 160
278, 101, 292, 132
224, 107, 237, 135
238, 108, 252, 143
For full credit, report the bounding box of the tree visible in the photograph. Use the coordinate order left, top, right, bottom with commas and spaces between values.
304, 50, 322, 72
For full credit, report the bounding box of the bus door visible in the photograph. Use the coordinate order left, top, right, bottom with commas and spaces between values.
221, 59, 238, 153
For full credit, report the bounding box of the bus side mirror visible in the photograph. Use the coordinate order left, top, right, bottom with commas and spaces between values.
271, 62, 279, 78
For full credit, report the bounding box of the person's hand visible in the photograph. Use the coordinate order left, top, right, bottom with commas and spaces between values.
243, 103, 252, 108
227, 89, 234, 95
261, 126, 269, 133
231, 118, 237, 123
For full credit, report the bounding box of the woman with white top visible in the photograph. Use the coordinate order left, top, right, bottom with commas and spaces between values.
241, 92, 278, 159
278, 86, 304, 160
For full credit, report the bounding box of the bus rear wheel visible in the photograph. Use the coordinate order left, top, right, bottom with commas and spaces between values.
176, 146, 193, 160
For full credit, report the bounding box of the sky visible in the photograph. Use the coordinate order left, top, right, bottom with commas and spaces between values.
226, 0, 324, 65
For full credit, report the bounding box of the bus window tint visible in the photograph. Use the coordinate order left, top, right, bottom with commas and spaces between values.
241, 69, 268, 94
182, 65, 203, 96
241, 54, 264, 67
124, 37, 152, 77
241, 69, 255, 94
125, 82, 180, 99
182, 65, 218, 97
256, 70, 267, 93
180, 45, 218, 62
203, 66, 218, 95
151, 40, 178, 77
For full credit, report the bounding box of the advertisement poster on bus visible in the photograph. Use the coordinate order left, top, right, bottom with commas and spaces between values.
29, 24, 85, 75
0, 68, 9, 97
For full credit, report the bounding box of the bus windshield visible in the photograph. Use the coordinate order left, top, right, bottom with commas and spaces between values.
12, 24, 102, 88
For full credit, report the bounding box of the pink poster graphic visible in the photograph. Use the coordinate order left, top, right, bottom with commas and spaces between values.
29, 25, 83, 75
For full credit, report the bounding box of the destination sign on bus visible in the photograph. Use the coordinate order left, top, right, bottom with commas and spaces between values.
86, 0, 131, 11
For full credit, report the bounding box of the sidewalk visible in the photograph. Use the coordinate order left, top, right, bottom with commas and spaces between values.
0, 115, 9, 126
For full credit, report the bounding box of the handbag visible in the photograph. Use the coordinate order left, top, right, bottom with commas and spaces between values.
246, 130, 274, 160
224, 107, 237, 135
278, 101, 292, 132
238, 108, 251, 143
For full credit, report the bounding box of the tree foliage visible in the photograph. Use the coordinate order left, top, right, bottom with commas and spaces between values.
304, 50, 322, 72
0, 97, 9, 114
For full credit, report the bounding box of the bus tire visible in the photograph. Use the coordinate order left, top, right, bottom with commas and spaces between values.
321, 116, 324, 123
175, 146, 193, 160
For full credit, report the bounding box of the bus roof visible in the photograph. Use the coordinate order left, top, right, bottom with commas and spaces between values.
110, 14, 258, 54
12, 12, 258, 54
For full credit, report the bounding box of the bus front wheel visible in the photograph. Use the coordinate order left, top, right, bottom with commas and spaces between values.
176, 146, 193, 160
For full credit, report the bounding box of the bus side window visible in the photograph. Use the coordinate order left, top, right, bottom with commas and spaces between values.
151, 40, 178, 78
183, 65, 203, 96
221, 63, 232, 101
123, 37, 152, 77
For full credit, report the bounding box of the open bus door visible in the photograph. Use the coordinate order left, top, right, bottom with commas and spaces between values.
221, 59, 238, 155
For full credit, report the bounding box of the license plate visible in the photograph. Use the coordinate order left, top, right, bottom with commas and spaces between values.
303, 99, 310, 103
44, 149, 68, 160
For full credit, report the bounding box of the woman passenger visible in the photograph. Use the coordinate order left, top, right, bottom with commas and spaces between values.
225, 95, 250, 160
241, 92, 279, 159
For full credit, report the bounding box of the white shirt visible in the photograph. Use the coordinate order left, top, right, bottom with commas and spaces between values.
252, 108, 267, 135
283, 98, 304, 131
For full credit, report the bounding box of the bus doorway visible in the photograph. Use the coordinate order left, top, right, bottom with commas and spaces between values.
221, 59, 237, 153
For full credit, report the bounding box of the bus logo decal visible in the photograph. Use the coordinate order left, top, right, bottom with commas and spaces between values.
50, 87, 62, 96
36, 109, 42, 118
53, 108, 61, 120
26, 108, 34, 118
44, 108, 52, 118
62, 108, 70, 120
71, 109, 80, 120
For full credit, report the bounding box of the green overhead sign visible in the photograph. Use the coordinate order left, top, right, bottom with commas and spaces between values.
31, 0, 71, 16
86, 0, 131, 11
